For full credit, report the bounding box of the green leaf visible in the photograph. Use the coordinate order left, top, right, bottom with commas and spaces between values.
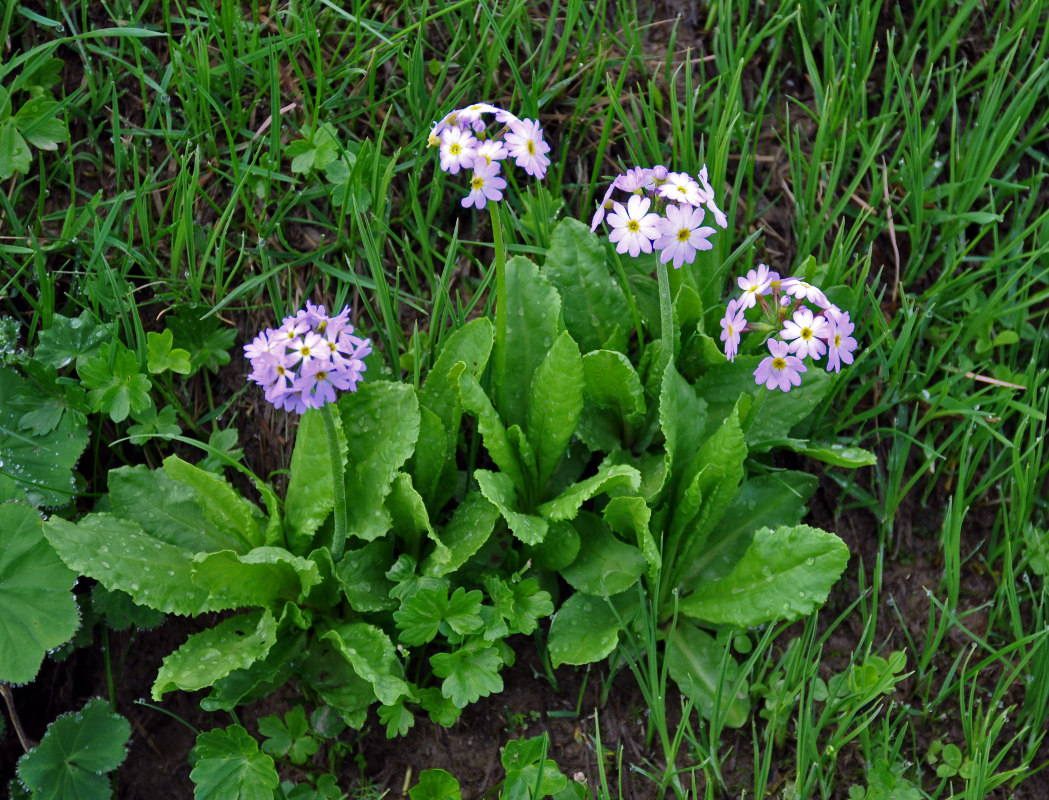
431, 643, 504, 708
146, 329, 192, 375
410, 769, 462, 800
548, 592, 637, 668
191, 547, 321, 609
153, 610, 277, 700
578, 350, 646, 450
127, 404, 181, 444
339, 382, 420, 542
378, 698, 416, 738
502, 735, 570, 800
322, 622, 411, 706
166, 305, 236, 373
537, 463, 640, 521
198, 427, 245, 473
659, 361, 708, 487
484, 576, 553, 638
335, 539, 398, 612
422, 491, 500, 577
688, 471, 817, 586
497, 256, 561, 430
603, 495, 660, 582
560, 512, 646, 597
542, 218, 630, 353
387, 472, 434, 554
189, 725, 279, 800
458, 372, 525, 491
527, 331, 584, 489
34, 311, 110, 369
165, 455, 265, 551
0, 118, 31, 179
14, 96, 65, 149
77, 341, 153, 422
666, 620, 750, 727
284, 408, 343, 552
678, 525, 850, 626
45, 514, 214, 615
0, 367, 89, 506
790, 441, 877, 468
474, 469, 548, 545
0, 502, 79, 683
258, 707, 319, 765
202, 626, 305, 712
91, 584, 164, 631
394, 584, 483, 646
17, 698, 131, 800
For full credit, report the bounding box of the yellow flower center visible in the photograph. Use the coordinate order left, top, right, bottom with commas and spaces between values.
676, 228, 690, 242
316, 371, 327, 381
834, 333, 841, 347
300, 345, 311, 357
450, 142, 461, 155
471, 175, 484, 190
628, 220, 640, 233
800, 327, 813, 341
772, 357, 786, 370
526, 141, 535, 155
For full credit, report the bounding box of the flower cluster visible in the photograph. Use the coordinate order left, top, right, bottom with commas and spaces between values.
590, 165, 728, 268
720, 265, 858, 392
245, 301, 372, 413
428, 102, 552, 209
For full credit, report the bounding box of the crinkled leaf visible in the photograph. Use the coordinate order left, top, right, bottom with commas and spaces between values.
422, 491, 500, 577
394, 583, 483, 646
285, 408, 345, 553
537, 463, 640, 522
202, 627, 305, 712
678, 525, 850, 626
0, 502, 79, 683
189, 725, 279, 800
791, 441, 877, 467
548, 592, 637, 668
34, 310, 110, 370
527, 331, 584, 488
659, 360, 708, 487
322, 622, 412, 706
76, 341, 153, 422
542, 218, 630, 353
578, 350, 646, 450
191, 547, 321, 609
299, 646, 373, 729
561, 512, 645, 597
45, 514, 214, 616
17, 698, 130, 800
0, 367, 89, 506
91, 584, 164, 632
431, 643, 504, 708
666, 620, 750, 727
165, 455, 265, 551
688, 471, 816, 586
153, 610, 277, 699
474, 469, 548, 545
603, 495, 660, 582
339, 382, 420, 542
146, 328, 192, 374
335, 539, 398, 612
387, 472, 434, 555
497, 256, 561, 430
527, 520, 580, 571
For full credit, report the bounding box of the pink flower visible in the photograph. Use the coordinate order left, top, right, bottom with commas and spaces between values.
461, 160, 507, 209
658, 172, 702, 206
654, 204, 716, 268
720, 299, 747, 362
607, 195, 661, 257
780, 278, 831, 309
781, 307, 828, 360
754, 338, 807, 392
696, 166, 728, 228
438, 127, 478, 175
825, 309, 858, 373
504, 118, 551, 178
737, 265, 775, 309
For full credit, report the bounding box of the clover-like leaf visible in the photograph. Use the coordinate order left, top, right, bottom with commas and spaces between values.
394, 583, 483, 646
190, 725, 279, 800
431, 643, 504, 708
0, 502, 79, 684
17, 698, 131, 800
76, 341, 152, 422
258, 706, 319, 765
146, 328, 192, 375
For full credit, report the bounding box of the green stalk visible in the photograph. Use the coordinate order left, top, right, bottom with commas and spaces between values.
489, 203, 508, 410
655, 257, 675, 381
321, 404, 349, 561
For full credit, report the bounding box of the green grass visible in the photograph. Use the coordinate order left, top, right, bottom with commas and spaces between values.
3, 0, 1049, 796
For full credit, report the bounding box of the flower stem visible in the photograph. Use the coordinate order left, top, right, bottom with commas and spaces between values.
655, 258, 675, 379
321, 403, 349, 561
490, 203, 508, 410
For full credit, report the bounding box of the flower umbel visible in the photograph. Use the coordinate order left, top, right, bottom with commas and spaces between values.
245, 303, 371, 413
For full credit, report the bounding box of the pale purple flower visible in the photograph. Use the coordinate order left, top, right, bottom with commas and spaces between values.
438, 127, 478, 175
619, 167, 653, 194
737, 265, 775, 309
461, 160, 507, 209
720, 299, 747, 362
754, 338, 807, 392
825, 309, 858, 373
781, 307, 829, 360
504, 118, 551, 178
654, 204, 716, 268
781, 278, 831, 309
476, 139, 507, 166
658, 172, 702, 206
591, 177, 621, 231
696, 166, 728, 228
607, 195, 661, 257
650, 165, 669, 185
